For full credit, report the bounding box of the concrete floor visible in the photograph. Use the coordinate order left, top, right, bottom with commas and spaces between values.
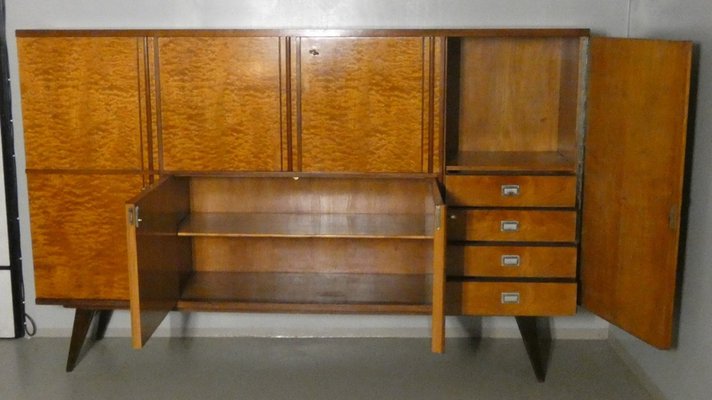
0, 337, 653, 400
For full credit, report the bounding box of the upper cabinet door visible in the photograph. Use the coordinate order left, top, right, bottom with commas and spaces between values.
158, 37, 284, 172
296, 37, 435, 173
17, 37, 145, 171
126, 177, 191, 348
582, 37, 692, 348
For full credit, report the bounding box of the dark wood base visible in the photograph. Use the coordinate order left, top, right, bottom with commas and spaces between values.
66, 309, 114, 372
515, 316, 551, 382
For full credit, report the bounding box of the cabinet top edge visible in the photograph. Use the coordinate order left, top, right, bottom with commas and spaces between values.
15, 28, 590, 38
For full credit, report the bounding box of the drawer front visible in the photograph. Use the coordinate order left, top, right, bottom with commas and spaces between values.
448, 209, 577, 242
445, 175, 577, 207
447, 245, 577, 278
446, 282, 577, 316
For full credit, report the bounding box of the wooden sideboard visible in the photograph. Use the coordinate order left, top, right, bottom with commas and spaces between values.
16, 29, 692, 377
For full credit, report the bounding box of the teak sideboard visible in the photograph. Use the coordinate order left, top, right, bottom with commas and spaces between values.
16, 29, 692, 377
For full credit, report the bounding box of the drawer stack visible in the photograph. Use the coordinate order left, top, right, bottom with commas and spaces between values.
445, 174, 578, 316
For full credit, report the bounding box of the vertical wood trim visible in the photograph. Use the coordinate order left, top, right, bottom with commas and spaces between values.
420, 37, 429, 173
431, 204, 446, 353
141, 37, 156, 185
153, 37, 164, 174
295, 37, 303, 171
136, 38, 147, 187
280, 37, 292, 172
440, 37, 450, 179
431, 37, 445, 177
428, 36, 436, 174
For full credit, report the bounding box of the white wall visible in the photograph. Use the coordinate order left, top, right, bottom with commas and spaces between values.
5, 0, 629, 338
609, 1, 712, 399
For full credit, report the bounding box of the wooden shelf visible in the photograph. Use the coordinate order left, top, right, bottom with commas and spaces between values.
178, 212, 435, 239
177, 271, 433, 314
446, 151, 577, 173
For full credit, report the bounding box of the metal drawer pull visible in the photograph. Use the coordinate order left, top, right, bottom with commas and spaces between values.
500, 220, 519, 232
501, 255, 521, 267
501, 292, 520, 304
501, 184, 520, 197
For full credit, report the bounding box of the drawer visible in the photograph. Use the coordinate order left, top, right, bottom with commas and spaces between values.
446, 282, 577, 316
445, 175, 576, 207
447, 245, 577, 278
448, 209, 577, 242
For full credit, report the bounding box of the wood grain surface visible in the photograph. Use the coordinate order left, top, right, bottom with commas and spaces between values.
447, 245, 577, 278
189, 176, 435, 214
456, 37, 578, 153
446, 151, 577, 172
179, 271, 432, 309
297, 37, 426, 172
447, 281, 577, 316
179, 212, 434, 239
445, 175, 577, 207
192, 237, 432, 274
18, 37, 144, 170
28, 173, 143, 301
581, 38, 691, 349
448, 209, 577, 242
158, 37, 283, 172
431, 37, 445, 175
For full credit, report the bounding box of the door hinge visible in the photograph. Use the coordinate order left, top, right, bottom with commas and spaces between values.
668, 205, 677, 230
435, 205, 442, 231
128, 206, 141, 228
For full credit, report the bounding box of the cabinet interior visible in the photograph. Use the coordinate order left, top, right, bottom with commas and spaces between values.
446, 36, 584, 173
130, 175, 443, 314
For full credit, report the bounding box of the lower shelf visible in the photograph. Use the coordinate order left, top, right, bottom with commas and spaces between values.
177, 271, 433, 315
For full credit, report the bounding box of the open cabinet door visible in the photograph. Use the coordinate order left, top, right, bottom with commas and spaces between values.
126, 176, 191, 349
582, 37, 692, 348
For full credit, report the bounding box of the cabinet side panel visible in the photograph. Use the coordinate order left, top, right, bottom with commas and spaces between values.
582, 38, 691, 349
158, 37, 282, 172
299, 37, 425, 173
28, 173, 144, 301
17, 37, 143, 171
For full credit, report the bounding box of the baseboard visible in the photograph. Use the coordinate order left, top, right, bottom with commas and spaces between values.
34, 313, 610, 340
608, 335, 668, 400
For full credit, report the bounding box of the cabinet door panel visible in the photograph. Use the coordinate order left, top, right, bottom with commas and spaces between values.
158, 37, 283, 172
28, 173, 144, 301
18, 37, 144, 171
126, 177, 191, 348
298, 37, 425, 172
582, 38, 691, 349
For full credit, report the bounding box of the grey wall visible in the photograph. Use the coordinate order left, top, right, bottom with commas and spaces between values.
5, 0, 628, 339
609, 1, 712, 399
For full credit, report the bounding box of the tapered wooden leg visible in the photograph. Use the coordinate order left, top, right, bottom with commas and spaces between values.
94, 310, 113, 340
516, 316, 551, 382
66, 309, 96, 372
